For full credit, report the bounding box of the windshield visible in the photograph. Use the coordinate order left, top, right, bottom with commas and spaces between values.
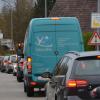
11, 56, 17, 62
74, 57, 100, 76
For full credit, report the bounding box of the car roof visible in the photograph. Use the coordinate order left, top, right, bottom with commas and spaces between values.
65, 51, 100, 59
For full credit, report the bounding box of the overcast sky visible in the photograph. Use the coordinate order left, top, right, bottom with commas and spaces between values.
0, 0, 4, 12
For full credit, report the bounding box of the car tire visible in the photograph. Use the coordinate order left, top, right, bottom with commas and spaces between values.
13, 72, 16, 76
24, 82, 26, 92
26, 85, 33, 97
17, 77, 23, 82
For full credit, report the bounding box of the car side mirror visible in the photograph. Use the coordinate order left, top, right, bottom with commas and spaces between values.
41, 72, 53, 79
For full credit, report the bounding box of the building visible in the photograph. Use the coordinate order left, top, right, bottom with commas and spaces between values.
49, 0, 97, 33
0, 39, 15, 50
0, 32, 3, 39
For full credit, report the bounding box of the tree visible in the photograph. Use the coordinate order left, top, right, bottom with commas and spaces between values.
34, 0, 56, 17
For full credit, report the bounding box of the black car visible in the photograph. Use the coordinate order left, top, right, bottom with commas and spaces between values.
42, 51, 100, 100
16, 58, 24, 82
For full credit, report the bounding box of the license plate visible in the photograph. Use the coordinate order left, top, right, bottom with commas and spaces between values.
34, 88, 39, 91
38, 76, 50, 81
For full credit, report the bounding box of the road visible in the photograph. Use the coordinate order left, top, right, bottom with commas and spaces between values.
0, 72, 45, 100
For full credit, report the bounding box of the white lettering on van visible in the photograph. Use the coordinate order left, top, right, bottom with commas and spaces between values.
37, 37, 44, 45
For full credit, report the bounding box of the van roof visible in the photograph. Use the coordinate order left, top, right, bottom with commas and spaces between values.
30, 17, 79, 26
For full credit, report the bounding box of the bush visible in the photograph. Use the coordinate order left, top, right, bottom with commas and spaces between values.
83, 32, 95, 51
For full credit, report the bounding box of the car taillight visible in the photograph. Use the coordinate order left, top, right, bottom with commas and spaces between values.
20, 62, 23, 67
8, 61, 12, 64
67, 79, 88, 88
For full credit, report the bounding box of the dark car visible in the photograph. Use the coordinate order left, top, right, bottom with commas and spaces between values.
42, 51, 100, 100
16, 58, 24, 82
0, 56, 4, 70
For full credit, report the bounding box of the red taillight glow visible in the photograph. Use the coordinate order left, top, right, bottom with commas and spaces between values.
27, 65, 32, 74
30, 82, 37, 86
76, 80, 88, 87
97, 56, 100, 59
67, 80, 77, 88
67, 80, 88, 88
27, 65, 32, 69
20, 62, 23, 67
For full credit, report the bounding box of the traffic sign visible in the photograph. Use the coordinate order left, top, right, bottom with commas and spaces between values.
91, 13, 100, 28
88, 32, 100, 45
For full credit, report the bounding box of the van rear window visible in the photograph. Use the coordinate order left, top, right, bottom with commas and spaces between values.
74, 56, 100, 76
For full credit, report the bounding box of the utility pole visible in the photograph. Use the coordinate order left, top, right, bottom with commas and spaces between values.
97, 0, 100, 50
45, 0, 47, 17
11, 7, 14, 50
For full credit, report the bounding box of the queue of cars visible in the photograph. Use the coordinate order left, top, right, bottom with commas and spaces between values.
0, 55, 24, 82
0, 55, 18, 74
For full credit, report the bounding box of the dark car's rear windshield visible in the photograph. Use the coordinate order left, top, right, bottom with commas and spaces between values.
73, 56, 100, 76
11, 56, 17, 62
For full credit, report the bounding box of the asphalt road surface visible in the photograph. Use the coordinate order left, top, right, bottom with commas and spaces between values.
0, 72, 45, 100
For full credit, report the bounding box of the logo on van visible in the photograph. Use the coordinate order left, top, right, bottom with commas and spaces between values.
35, 36, 53, 48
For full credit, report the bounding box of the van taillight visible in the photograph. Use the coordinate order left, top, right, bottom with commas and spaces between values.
67, 80, 88, 88
27, 57, 32, 74
30, 82, 37, 86
27, 65, 32, 74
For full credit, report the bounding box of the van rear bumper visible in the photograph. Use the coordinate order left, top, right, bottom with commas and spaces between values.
25, 75, 46, 88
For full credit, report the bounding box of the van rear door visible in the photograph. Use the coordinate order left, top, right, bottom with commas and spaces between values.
32, 19, 57, 75
55, 18, 84, 60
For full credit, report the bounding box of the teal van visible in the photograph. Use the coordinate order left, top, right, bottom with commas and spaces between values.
23, 17, 84, 96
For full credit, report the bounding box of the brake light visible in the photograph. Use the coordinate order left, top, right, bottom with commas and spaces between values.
67, 80, 88, 88
20, 62, 23, 67
67, 80, 77, 88
97, 56, 100, 59
76, 80, 88, 87
30, 82, 37, 86
51, 17, 60, 20
27, 65, 32, 69
8, 61, 12, 64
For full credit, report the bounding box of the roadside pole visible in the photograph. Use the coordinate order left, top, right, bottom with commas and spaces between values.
97, 0, 100, 50
45, 0, 47, 17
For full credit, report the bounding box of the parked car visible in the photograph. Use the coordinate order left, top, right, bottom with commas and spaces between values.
42, 51, 100, 100
6, 55, 17, 73
1, 56, 9, 72
23, 17, 84, 97
16, 58, 24, 82
0, 56, 4, 70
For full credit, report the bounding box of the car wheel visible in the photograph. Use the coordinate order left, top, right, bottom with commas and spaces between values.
26, 85, 33, 97
24, 82, 26, 92
13, 72, 16, 76
17, 77, 23, 82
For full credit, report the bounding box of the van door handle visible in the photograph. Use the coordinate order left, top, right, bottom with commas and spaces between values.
54, 51, 59, 55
